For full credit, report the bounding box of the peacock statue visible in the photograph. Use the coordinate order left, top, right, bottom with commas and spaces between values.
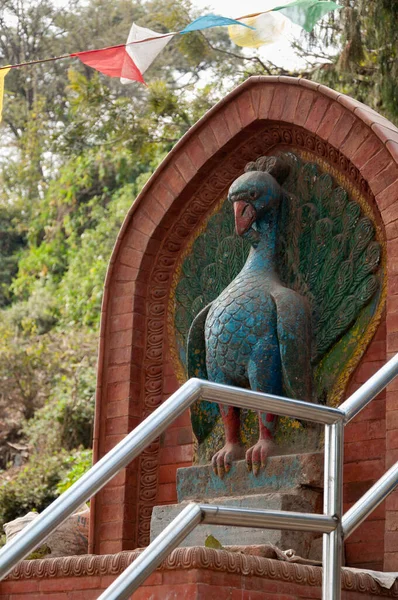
173, 152, 383, 477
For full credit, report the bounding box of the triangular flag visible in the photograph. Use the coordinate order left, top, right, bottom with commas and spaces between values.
272, 0, 340, 33
0, 67, 11, 123
121, 23, 173, 85
229, 12, 287, 48
180, 14, 254, 34
71, 46, 145, 83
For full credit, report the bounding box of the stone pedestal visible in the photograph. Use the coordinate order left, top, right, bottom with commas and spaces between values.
150, 453, 324, 558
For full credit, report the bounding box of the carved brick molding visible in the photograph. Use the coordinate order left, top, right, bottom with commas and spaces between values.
4, 548, 398, 597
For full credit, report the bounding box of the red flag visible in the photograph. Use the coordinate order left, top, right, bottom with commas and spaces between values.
71, 45, 145, 83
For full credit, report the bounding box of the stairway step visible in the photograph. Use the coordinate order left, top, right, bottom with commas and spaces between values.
177, 452, 323, 502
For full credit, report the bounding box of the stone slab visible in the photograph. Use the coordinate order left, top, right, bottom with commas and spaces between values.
177, 452, 323, 502
150, 493, 320, 557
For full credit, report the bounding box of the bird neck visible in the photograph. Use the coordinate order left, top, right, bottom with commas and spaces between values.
246, 209, 279, 274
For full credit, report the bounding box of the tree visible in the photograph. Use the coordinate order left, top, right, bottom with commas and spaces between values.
295, 0, 398, 124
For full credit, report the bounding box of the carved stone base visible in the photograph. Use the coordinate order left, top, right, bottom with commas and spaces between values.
177, 452, 323, 502
150, 453, 324, 559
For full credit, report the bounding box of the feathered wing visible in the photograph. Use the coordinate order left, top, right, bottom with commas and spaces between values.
271, 288, 312, 402
187, 304, 220, 444
187, 304, 210, 381
277, 153, 382, 367
175, 199, 249, 365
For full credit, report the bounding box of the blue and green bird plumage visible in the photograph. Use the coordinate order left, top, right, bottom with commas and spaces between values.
187, 163, 312, 443
176, 152, 382, 446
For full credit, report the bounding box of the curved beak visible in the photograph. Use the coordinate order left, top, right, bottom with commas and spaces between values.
234, 201, 257, 236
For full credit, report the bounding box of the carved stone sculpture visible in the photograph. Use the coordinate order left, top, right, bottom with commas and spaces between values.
176, 152, 382, 475
187, 156, 312, 477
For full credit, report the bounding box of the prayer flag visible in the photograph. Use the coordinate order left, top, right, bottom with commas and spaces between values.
0, 67, 11, 123
71, 45, 145, 83
272, 0, 340, 33
180, 14, 253, 34
121, 23, 173, 85
228, 12, 287, 48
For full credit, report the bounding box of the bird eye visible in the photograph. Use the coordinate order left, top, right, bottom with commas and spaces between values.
249, 190, 256, 199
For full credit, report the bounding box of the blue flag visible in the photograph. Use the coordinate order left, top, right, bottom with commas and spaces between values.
180, 14, 254, 34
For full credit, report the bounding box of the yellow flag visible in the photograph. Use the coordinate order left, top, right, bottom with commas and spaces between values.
228, 12, 286, 48
0, 67, 11, 123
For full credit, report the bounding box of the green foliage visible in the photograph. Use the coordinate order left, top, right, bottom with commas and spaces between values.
0, 207, 25, 307
0, 448, 92, 533
56, 449, 93, 495
24, 354, 96, 452
55, 183, 138, 326
0, 452, 70, 526
0, 315, 97, 437
0, 317, 60, 422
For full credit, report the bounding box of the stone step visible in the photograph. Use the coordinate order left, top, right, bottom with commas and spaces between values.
150, 492, 322, 558
177, 452, 323, 502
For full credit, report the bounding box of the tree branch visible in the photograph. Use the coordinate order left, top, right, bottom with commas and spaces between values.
199, 32, 274, 75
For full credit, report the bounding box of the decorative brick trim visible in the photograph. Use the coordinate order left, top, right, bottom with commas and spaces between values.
4, 548, 398, 597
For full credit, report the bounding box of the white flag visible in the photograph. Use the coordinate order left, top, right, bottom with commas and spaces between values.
121, 23, 173, 84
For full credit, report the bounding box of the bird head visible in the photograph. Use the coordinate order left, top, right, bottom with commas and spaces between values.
228, 171, 282, 242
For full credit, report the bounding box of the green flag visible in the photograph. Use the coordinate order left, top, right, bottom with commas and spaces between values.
272, 0, 340, 33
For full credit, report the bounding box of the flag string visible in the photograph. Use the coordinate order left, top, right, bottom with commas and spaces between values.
0, 2, 340, 73
0, 1, 340, 122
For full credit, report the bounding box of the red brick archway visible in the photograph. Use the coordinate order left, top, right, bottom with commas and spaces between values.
90, 76, 398, 570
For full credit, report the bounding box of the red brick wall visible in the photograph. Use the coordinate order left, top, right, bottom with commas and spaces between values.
343, 315, 387, 570
91, 76, 398, 569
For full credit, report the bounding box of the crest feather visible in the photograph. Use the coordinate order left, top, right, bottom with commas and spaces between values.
244, 155, 290, 185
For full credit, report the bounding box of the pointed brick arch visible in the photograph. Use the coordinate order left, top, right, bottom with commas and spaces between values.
90, 76, 398, 569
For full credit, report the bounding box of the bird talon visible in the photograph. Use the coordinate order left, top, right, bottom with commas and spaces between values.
211, 443, 245, 478
254, 461, 261, 474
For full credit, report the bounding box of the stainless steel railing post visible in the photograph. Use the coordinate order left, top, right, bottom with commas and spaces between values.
322, 424, 331, 599
0, 379, 343, 580
327, 421, 344, 600
2, 353, 398, 598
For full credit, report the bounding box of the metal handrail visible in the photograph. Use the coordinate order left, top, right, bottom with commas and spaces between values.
1, 353, 398, 600
342, 461, 398, 538
97, 353, 398, 600
339, 354, 398, 423
0, 378, 343, 580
